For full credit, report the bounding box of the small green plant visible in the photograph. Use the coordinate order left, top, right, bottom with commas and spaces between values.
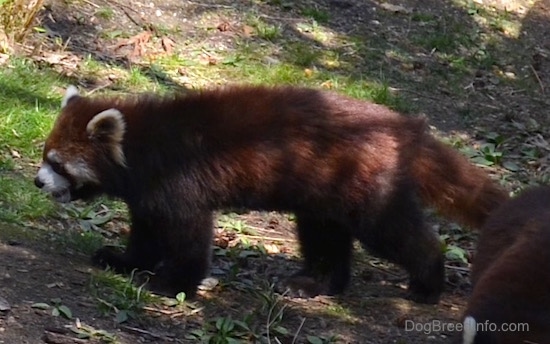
478, 143, 503, 165
217, 214, 256, 235
443, 244, 468, 263
307, 334, 341, 344
31, 298, 73, 319
67, 321, 117, 343
58, 201, 114, 232
187, 316, 249, 344
461, 132, 505, 167
164, 291, 187, 307
251, 282, 290, 340
90, 268, 153, 323
255, 22, 282, 41
440, 231, 469, 264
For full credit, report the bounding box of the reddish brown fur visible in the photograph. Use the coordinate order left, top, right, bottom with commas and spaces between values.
412, 136, 508, 229
461, 186, 550, 343
38, 85, 508, 301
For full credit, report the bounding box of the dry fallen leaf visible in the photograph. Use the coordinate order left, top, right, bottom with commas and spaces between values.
161, 36, 176, 54
379, 2, 412, 14
320, 80, 334, 89
113, 31, 152, 58
242, 25, 254, 38
0, 53, 10, 65
264, 243, 280, 254
217, 21, 232, 32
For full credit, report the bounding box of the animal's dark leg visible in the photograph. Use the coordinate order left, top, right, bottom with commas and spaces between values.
92, 210, 162, 273
355, 187, 444, 304
149, 211, 214, 297
286, 213, 353, 297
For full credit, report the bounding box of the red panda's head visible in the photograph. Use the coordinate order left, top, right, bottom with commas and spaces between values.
34, 86, 127, 202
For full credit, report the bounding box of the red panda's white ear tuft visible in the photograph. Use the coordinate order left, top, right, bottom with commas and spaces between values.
62, 85, 80, 108
87, 108, 126, 166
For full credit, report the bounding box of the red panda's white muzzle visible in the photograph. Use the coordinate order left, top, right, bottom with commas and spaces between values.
35, 162, 72, 203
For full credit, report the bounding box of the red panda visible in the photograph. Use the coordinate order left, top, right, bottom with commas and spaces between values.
35, 85, 508, 301
461, 186, 550, 343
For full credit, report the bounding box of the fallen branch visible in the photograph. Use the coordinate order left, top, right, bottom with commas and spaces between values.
530, 64, 545, 94
42, 331, 88, 344
120, 325, 175, 341
444, 265, 470, 273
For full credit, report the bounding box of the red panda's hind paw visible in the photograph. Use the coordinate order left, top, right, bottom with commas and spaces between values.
281, 275, 326, 298
406, 281, 442, 304
281, 271, 345, 299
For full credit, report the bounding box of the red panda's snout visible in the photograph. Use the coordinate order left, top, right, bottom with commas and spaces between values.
34, 147, 102, 203
34, 160, 73, 203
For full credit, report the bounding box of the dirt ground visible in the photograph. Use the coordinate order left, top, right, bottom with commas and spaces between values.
2, 0, 550, 343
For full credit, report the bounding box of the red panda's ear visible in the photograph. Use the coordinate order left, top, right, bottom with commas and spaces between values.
62, 85, 80, 108
86, 108, 126, 142
86, 109, 126, 166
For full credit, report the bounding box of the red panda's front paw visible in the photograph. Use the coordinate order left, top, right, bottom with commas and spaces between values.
406, 279, 443, 304
91, 246, 129, 273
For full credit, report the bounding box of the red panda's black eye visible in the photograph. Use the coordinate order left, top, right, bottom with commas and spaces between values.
48, 160, 64, 174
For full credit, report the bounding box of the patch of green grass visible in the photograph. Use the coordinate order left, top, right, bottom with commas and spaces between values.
411, 12, 437, 23
0, 221, 42, 243
411, 20, 467, 54
324, 303, 352, 318
99, 29, 127, 40
0, 173, 55, 222
301, 7, 330, 23
245, 15, 282, 41
95, 7, 114, 20
90, 268, 155, 323
0, 59, 63, 158
337, 78, 412, 113
285, 42, 321, 67
59, 230, 105, 256
0, 59, 67, 223
257, 23, 282, 41
188, 283, 291, 343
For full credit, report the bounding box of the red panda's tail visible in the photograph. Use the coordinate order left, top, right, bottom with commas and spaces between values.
412, 135, 509, 229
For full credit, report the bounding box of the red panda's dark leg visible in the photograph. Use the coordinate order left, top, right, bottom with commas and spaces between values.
92, 206, 213, 297
356, 184, 445, 304
148, 211, 214, 297
92, 210, 163, 272
285, 213, 353, 297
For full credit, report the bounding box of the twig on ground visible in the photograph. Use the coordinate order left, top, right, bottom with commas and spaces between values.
389, 87, 442, 101
42, 331, 89, 344
530, 64, 545, 94
187, 1, 235, 9
120, 325, 175, 341
291, 317, 306, 344
81, 0, 100, 8
444, 265, 470, 272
